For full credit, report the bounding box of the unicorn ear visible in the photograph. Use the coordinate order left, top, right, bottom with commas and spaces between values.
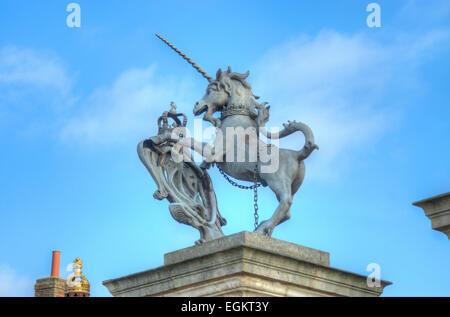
219, 79, 232, 95
224, 81, 232, 94
227, 66, 232, 73
216, 68, 222, 80
243, 70, 250, 79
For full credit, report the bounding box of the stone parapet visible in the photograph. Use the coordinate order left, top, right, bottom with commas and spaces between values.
103, 231, 391, 297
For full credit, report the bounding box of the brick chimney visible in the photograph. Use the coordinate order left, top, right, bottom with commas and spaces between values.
34, 251, 66, 297
51, 251, 60, 277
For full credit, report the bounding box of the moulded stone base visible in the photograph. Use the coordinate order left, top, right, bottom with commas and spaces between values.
103, 231, 391, 297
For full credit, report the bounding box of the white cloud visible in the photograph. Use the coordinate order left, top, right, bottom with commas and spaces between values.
0, 264, 34, 297
0, 46, 72, 96
60, 65, 197, 145
0, 46, 75, 132
251, 29, 449, 181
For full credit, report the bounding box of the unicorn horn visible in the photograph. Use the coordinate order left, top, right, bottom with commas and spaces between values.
156, 34, 214, 83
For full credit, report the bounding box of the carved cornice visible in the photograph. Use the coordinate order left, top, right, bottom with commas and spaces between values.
413, 192, 450, 239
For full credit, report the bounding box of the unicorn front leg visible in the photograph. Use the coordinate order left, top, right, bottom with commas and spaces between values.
173, 135, 225, 170
203, 107, 221, 128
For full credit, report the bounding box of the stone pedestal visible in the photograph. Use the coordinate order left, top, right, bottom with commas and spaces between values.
413, 192, 450, 239
103, 231, 391, 297
34, 277, 66, 297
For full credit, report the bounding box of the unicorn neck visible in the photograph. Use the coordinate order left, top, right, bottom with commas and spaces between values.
227, 93, 258, 110
220, 113, 256, 129
226, 79, 258, 110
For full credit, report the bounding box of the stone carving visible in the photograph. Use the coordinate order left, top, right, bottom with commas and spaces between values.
413, 192, 450, 239
138, 106, 226, 244
156, 34, 318, 237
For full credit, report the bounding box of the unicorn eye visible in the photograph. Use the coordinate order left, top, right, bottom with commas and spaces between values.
208, 85, 218, 92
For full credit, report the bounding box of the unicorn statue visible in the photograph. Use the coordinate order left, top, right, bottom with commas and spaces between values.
154, 34, 318, 237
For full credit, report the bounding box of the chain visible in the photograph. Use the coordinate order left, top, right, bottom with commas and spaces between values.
253, 162, 259, 230
254, 126, 260, 230
216, 127, 261, 230
217, 165, 260, 190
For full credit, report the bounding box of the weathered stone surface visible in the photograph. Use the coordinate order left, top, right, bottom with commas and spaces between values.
413, 192, 450, 239
138, 103, 226, 245
103, 232, 391, 297
164, 231, 329, 266
34, 277, 66, 297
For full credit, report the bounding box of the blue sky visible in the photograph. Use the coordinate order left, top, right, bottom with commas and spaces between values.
0, 0, 449, 297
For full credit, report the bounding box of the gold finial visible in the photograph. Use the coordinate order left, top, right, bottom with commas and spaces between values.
74, 257, 83, 268
65, 257, 90, 296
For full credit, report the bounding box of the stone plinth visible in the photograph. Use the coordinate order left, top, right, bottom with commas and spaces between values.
103, 231, 391, 297
413, 192, 450, 239
34, 277, 66, 297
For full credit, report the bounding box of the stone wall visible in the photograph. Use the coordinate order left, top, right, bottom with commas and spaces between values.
34, 277, 66, 297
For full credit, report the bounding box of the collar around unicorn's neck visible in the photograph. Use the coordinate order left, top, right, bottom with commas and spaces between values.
221, 102, 257, 120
